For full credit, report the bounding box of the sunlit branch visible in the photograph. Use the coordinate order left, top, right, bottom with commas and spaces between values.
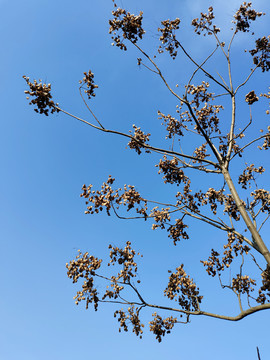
225, 94, 236, 168
146, 302, 270, 321
227, 30, 237, 53
233, 111, 252, 142
258, 214, 270, 232
185, 103, 223, 163
185, 45, 219, 97
79, 87, 105, 129
176, 40, 231, 94
132, 43, 185, 103
140, 61, 159, 74
234, 64, 260, 94
111, 202, 182, 221
216, 71, 230, 90
212, 31, 228, 60
183, 209, 229, 231
230, 134, 269, 160
212, 92, 230, 99
250, 253, 264, 272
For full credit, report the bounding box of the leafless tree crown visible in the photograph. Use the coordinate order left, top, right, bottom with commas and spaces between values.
24, 1, 270, 342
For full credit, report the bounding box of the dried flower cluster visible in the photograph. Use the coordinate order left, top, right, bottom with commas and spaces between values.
109, 6, 145, 51
158, 18, 181, 59
114, 307, 144, 338
186, 82, 223, 135
232, 2, 264, 33
66, 251, 102, 310
80, 176, 148, 217
250, 189, 270, 213
107, 241, 141, 283
191, 6, 220, 36
67, 242, 142, 308
245, 90, 259, 105
167, 219, 189, 245
79, 70, 98, 99
149, 313, 177, 343
150, 207, 171, 230
232, 274, 256, 295
257, 266, 270, 304
260, 87, 270, 114
238, 163, 264, 189
192, 143, 210, 163
249, 36, 270, 72
158, 111, 186, 138
258, 126, 270, 150
201, 233, 250, 276
128, 125, 151, 155
23, 76, 59, 116
156, 156, 189, 185
165, 264, 203, 311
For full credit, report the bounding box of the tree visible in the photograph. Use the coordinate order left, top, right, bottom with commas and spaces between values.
23, 1, 270, 344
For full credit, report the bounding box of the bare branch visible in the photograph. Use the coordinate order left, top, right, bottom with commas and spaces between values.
235, 63, 260, 94
56, 106, 220, 168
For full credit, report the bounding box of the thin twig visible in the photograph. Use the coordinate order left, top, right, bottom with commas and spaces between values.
56, 106, 220, 168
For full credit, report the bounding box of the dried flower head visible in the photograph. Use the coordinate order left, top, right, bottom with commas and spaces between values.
245, 90, 259, 105
249, 36, 270, 72
23, 76, 59, 116
79, 70, 98, 99
128, 125, 151, 155
191, 7, 220, 36
109, 6, 145, 51
149, 313, 177, 342
164, 264, 203, 311
158, 18, 181, 59
232, 2, 264, 33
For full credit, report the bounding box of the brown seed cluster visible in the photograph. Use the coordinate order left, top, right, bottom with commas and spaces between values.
158, 111, 185, 138
109, 6, 145, 51
80, 176, 148, 217
164, 264, 203, 311
257, 265, 270, 304
250, 189, 270, 213
260, 87, 270, 114
67, 242, 142, 311
192, 143, 210, 164
249, 36, 270, 72
202, 188, 224, 215
108, 241, 141, 283
201, 233, 250, 276
23, 76, 59, 116
191, 7, 220, 36
79, 70, 98, 99
232, 2, 264, 33
258, 126, 270, 150
128, 125, 151, 155
150, 207, 171, 230
245, 90, 259, 105
232, 274, 256, 295
156, 156, 189, 185
66, 251, 102, 310
167, 219, 189, 245
238, 164, 264, 189
149, 313, 177, 342
157, 18, 181, 59
114, 307, 144, 338
187, 82, 223, 135
224, 194, 241, 221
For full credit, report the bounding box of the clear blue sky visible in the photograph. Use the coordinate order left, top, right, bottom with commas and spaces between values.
1, 0, 270, 359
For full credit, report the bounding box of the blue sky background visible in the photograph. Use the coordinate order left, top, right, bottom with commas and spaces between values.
1, 0, 270, 359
